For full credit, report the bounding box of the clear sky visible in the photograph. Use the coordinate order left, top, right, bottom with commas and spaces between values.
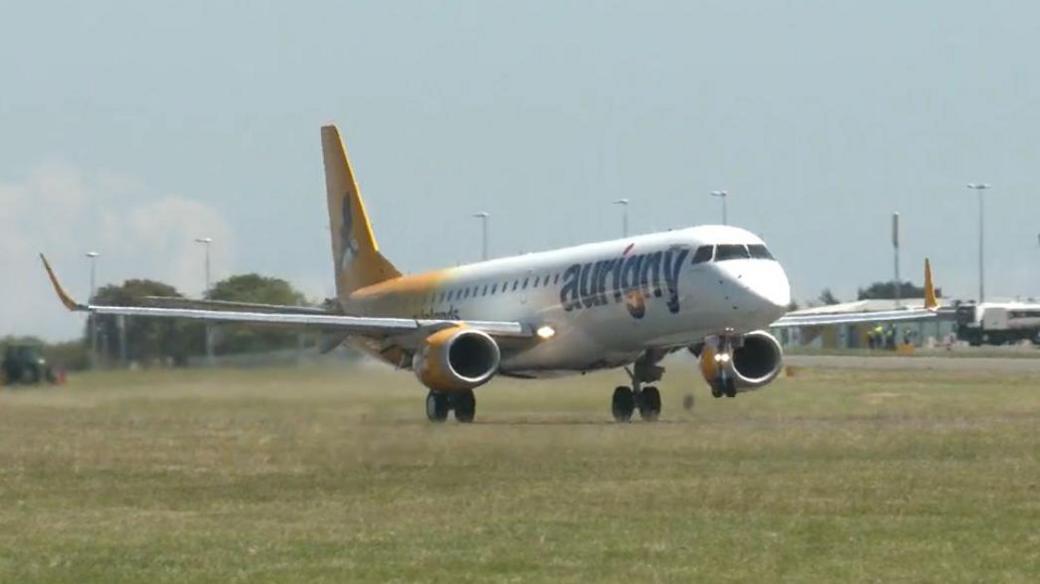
3, 1, 1039, 341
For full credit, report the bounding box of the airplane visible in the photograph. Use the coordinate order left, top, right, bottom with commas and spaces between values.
40, 124, 940, 423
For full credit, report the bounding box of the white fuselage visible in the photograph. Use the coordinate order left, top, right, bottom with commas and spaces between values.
348, 225, 791, 376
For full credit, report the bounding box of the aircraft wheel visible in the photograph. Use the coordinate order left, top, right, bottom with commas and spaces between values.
453, 390, 476, 423
425, 391, 450, 423
638, 386, 662, 421
723, 379, 737, 398
711, 384, 724, 398
611, 386, 635, 422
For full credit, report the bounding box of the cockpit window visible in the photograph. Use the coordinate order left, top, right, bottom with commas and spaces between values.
747, 244, 774, 260
714, 244, 751, 261
691, 245, 714, 264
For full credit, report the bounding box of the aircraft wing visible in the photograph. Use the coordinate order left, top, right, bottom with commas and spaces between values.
41, 255, 529, 340
140, 296, 334, 315
770, 307, 937, 328
770, 258, 941, 329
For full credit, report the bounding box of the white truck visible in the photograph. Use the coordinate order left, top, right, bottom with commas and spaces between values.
954, 302, 1040, 346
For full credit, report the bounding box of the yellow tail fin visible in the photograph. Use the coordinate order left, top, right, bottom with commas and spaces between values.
924, 258, 938, 310
321, 124, 400, 298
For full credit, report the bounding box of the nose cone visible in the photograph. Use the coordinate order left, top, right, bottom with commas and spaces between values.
743, 262, 791, 313
717, 260, 791, 323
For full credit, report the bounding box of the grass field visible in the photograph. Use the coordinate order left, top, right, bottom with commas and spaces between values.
1, 359, 1038, 583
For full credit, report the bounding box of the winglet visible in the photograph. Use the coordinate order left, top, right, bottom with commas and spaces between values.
40, 254, 86, 311
924, 258, 938, 311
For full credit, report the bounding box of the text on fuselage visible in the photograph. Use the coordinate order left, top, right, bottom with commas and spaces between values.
560, 246, 690, 319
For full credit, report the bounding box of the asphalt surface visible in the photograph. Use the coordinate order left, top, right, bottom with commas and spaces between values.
786, 354, 1040, 373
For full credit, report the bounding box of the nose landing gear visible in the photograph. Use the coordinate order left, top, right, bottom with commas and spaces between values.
710, 378, 737, 399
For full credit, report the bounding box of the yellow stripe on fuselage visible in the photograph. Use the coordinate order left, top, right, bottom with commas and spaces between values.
347, 268, 457, 316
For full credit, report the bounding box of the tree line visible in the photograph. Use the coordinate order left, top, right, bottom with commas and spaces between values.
88, 274, 320, 367
3, 274, 323, 371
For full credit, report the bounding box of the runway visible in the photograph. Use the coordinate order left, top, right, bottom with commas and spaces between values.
786, 353, 1040, 373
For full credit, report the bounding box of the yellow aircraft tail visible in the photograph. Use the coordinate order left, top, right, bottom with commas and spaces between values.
321, 124, 401, 298
924, 258, 938, 310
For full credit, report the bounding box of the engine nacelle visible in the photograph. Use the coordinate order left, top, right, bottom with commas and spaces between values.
413, 326, 501, 391
698, 330, 784, 394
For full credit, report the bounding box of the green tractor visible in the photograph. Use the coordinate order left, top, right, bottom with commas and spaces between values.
1, 344, 61, 386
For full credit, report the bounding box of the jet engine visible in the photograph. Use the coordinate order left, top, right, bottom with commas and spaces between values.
413, 326, 501, 391
698, 330, 784, 396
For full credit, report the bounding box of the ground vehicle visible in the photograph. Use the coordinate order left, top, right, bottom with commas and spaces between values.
954, 302, 1040, 346
1, 344, 60, 385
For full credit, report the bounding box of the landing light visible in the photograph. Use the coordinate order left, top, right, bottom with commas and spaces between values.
536, 325, 556, 339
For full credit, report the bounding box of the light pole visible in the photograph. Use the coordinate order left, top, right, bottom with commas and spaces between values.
613, 198, 630, 237
892, 212, 901, 307
967, 183, 991, 302
472, 212, 490, 261
195, 237, 213, 292
85, 251, 100, 368
194, 237, 214, 365
711, 190, 728, 225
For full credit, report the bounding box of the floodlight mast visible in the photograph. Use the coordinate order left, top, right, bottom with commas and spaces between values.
612, 198, 630, 237
85, 251, 100, 369
472, 212, 490, 261
892, 212, 900, 307
710, 190, 728, 225
967, 183, 991, 302
194, 237, 214, 365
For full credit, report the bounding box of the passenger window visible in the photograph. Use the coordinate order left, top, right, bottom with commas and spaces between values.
553, 273, 560, 284
522, 278, 529, 289
715, 244, 750, 261
491, 283, 498, 294
512, 280, 519, 291
747, 244, 774, 260
447, 291, 454, 301
532, 278, 539, 288
482, 284, 488, 296
691, 245, 714, 264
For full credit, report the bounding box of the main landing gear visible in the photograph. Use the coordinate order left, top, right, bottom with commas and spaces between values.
611, 385, 661, 422
425, 390, 476, 423
611, 351, 665, 422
